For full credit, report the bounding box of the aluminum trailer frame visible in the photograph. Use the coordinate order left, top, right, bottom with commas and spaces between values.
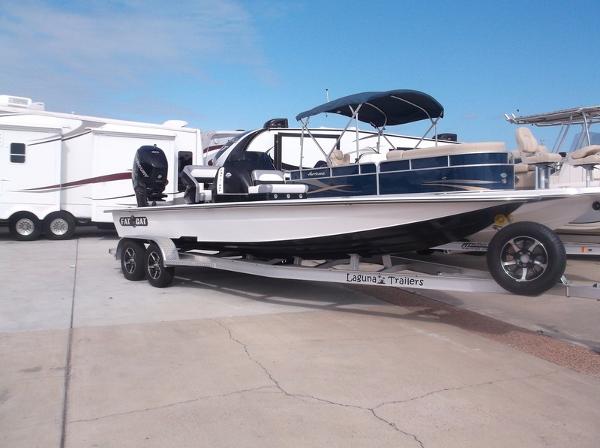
433, 240, 600, 257
112, 236, 600, 300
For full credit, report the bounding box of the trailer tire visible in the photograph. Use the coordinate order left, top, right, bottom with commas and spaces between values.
487, 222, 566, 296
9, 212, 42, 241
120, 239, 146, 281
44, 211, 76, 240
144, 242, 174, 287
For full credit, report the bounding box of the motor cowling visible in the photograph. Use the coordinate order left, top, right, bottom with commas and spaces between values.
132, 145, 168, 206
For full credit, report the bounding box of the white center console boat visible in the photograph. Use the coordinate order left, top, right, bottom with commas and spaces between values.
108, 90, 600, 297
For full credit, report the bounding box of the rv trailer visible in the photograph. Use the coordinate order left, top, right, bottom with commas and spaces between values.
0, 94, 207, 240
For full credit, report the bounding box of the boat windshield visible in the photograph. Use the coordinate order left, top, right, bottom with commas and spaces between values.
212, 131, 251, 163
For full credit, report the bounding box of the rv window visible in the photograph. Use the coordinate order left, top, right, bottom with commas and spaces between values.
10, 143, 26, 163
177, 151, 193, 191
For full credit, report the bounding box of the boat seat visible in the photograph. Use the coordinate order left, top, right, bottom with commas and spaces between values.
514, 163, 532, 174
248, 169, 307, 196
248, 183, 308, 194
515, 127, 562, 164
182, 165, 219, 180
251, 169, 286, 184
181, 165, 218, 204
515, 127, 562, 189
567, 145, 600, 166
567, 144, 600, 186
568, 153, 600, 167
386, 142, 505, 161
513, 152, 535, 188
329, 149, 352, 166
358, 153, 388, 164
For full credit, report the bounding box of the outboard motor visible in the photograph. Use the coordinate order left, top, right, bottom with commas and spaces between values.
132, 145, 168, 207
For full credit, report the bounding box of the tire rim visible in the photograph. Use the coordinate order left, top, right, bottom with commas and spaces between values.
147, 251, 162, 279
15, 218, 35, 236
500, 236, 548, 282
50, 217, 69, 236
123, 247, 137, 274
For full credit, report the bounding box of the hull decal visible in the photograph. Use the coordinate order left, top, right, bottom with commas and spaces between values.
299, 178, 354, 194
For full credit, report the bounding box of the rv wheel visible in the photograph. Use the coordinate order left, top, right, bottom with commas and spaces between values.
120, 239, 146, 281
487, 222, 566, 296
9, 212, 41, 241
144, 242, 174, 287
44, 212, 76, 240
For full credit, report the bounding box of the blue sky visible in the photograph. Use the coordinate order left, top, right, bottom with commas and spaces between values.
1, 0, 599, 148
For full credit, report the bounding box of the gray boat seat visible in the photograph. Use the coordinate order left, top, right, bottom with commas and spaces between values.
181, 165, 218, 203
515, 127, 562, 164
329, 149, 351, 166
248, 183, 308, 194
386, 141, 505, 161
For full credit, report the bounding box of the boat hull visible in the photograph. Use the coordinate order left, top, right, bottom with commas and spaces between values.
111, 194, 526, 257
468, 193, 600, 242
111, 189, 600, 258
183, 203, 521, 257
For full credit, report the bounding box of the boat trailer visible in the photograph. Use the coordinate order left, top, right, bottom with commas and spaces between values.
111, 236, 600, 300
434, 240, 600, 257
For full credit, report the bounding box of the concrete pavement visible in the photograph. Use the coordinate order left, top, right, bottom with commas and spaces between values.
410, 253, 600, 352
1, 233, 600, 447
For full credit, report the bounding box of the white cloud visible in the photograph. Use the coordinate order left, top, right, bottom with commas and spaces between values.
0, 0, 274, 112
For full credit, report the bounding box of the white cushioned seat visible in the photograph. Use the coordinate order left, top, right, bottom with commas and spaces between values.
248, 183, 308, 194
251, 170, 285, 183
184, 165, 218, 180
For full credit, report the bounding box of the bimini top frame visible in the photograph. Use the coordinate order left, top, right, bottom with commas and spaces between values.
505, 105, 600, 152
296, 89, 444, 126
294, 89, 445, 165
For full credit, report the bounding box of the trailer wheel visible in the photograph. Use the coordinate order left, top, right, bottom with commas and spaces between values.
487, 222, 566, 296
9, 212, 42, 241
144, 242, 174, 287
44, 211, 76, 240
120, 239, 146, 281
